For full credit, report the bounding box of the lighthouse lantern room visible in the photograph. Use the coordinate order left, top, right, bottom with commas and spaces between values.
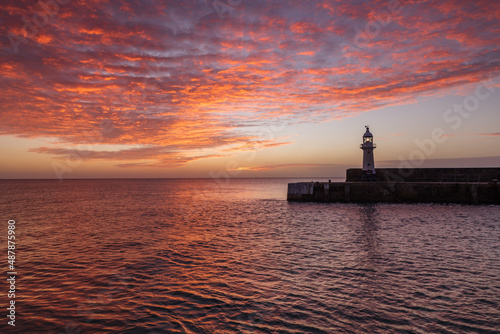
360, 126, 376, 181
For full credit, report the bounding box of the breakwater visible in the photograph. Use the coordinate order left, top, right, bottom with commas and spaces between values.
288, 168, 500, 204
347, 167, 500, 183
287, 181, 500, 204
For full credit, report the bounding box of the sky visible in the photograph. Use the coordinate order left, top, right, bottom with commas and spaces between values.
1, 0, 499, 179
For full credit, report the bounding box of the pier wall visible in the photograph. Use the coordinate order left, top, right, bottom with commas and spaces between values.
346, 168, 500, 183
287, 182, 500, 204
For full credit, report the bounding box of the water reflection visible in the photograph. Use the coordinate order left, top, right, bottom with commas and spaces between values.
0, 180, 499, 333
357, 204, 382, 263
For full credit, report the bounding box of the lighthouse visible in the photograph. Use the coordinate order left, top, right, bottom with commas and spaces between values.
360, 126, 376, 181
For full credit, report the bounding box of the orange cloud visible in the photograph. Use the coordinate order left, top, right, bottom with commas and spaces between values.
229, 164, 332, 171
0, 0, 499, 169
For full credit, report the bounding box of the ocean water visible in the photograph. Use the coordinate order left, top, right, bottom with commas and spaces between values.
0, 178, 499, 333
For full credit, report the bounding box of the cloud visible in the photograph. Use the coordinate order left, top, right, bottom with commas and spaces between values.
228, 163, 333, 171
477, 133, 500, 140
378, 155, 500, 168
29, 145, 227, 167
478, 133, 500, 136
1, 0, 499, 167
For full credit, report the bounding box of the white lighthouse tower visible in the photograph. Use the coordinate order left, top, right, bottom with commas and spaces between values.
360, 126, 376, 181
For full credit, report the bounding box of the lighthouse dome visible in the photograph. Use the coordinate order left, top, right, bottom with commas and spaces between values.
363, 126, 373, 137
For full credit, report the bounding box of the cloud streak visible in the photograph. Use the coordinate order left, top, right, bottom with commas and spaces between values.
229, 163, 333, 171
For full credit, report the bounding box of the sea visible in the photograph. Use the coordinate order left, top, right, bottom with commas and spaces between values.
0, 178, 499, 333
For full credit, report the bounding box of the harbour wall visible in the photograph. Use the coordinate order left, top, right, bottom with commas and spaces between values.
346, 168, 500, 183
287, 181, 500, 204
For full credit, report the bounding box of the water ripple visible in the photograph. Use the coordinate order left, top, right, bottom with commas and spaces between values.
0, 179, 499, 333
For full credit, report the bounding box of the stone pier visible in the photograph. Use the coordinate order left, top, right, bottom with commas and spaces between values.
288, 168, 500, 204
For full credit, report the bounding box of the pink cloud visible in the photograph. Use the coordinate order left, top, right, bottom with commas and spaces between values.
0, 0, 499, 167
229, 163, 332, 171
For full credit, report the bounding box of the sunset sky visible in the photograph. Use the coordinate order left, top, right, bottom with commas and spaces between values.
1, 0, 499, 179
